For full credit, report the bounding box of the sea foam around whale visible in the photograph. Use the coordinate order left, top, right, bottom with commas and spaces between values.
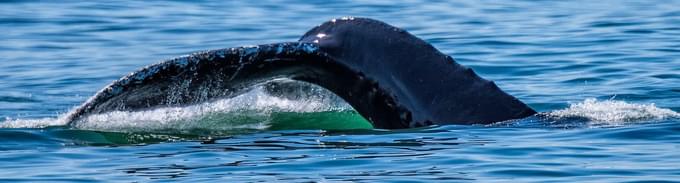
2, 87, 677, 133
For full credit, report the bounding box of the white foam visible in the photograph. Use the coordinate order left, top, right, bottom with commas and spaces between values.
4, 92, 677, 131
70, 86, 350, 133
547, 98, 680, 126
0, 117, 67, 128
1, 83, 351, 133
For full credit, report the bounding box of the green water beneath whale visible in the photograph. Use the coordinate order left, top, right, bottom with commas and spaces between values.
3, 111, 371, 146
2, 0, 680, 182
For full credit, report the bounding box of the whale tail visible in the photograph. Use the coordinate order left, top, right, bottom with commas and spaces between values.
66, 17, 536, 129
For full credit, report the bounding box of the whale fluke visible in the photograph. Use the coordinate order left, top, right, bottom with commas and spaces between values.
66, 17, 536, 129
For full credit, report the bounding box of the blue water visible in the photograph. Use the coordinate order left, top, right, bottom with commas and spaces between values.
2, 0, 680, 182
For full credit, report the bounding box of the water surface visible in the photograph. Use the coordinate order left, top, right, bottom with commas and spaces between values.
1, 0, 680, 182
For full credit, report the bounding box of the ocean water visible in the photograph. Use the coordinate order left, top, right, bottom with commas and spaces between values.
1, 0, 680, 182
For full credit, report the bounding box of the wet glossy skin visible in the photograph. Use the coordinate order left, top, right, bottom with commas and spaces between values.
67, 17, 536, 129
299, 17, 536, 127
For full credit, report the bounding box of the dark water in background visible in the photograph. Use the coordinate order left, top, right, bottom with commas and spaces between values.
2, 0, 680, 182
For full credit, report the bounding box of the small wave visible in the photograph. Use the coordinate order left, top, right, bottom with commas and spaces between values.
546, 98, 680, 126
1, 82, 352, 134
5, 92, 677, 132
0, 117, 67, 128
71, 85, 351, 133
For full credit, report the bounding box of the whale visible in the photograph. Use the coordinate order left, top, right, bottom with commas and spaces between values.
65, 17, 537, 129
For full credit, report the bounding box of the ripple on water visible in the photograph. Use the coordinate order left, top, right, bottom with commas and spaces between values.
1, 0, 680, 182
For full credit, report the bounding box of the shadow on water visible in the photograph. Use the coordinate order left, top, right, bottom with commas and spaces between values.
111, 126, 482, 181
86, 119, 680, 181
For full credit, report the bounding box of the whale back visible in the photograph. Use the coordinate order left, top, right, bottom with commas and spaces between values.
299, 17, 536, 126
66, 17, 536, 129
